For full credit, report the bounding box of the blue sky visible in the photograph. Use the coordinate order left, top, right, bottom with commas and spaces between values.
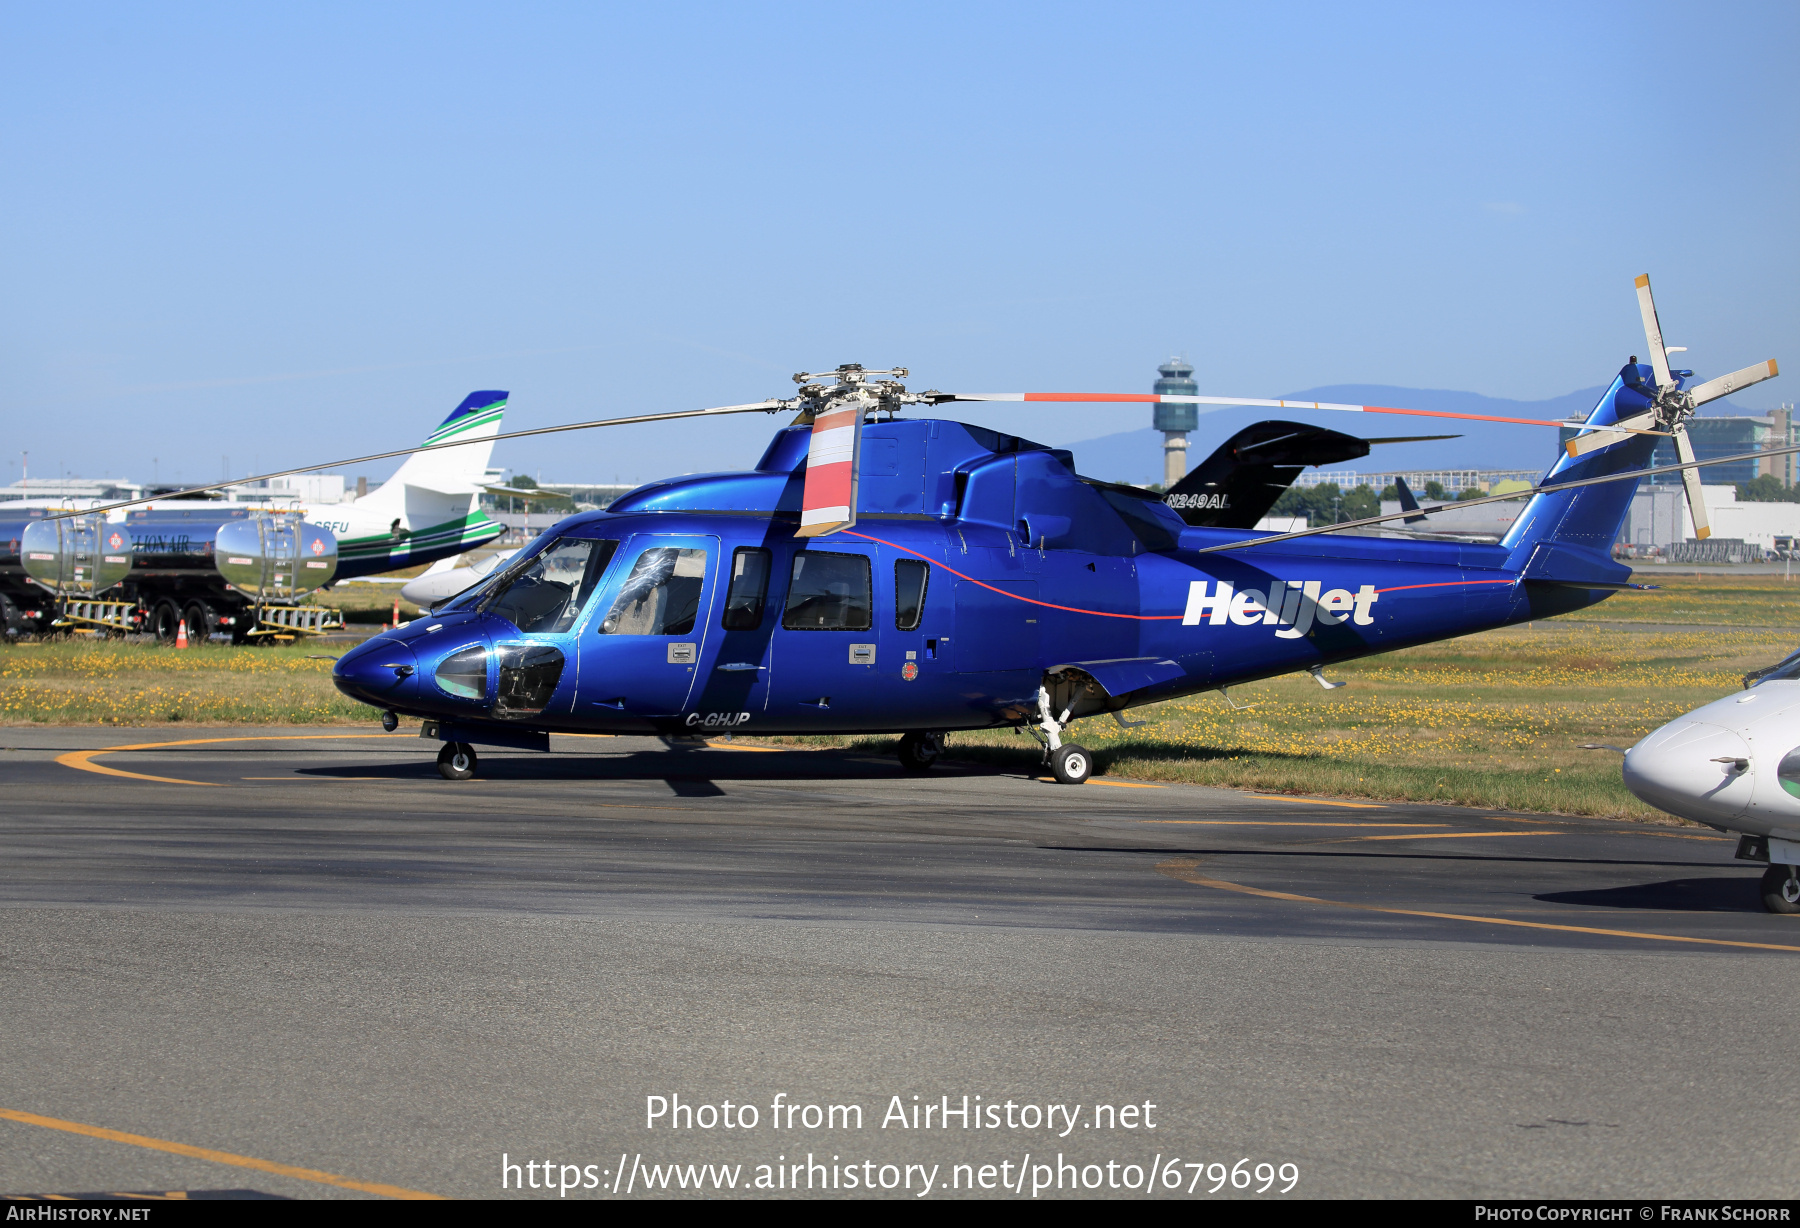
3, 2, 1796, 489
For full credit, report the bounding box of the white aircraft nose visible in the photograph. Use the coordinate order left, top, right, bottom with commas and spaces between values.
1622, 719, 1754, 823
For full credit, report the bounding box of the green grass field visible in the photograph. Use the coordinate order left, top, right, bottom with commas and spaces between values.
5, 575, 1796, 820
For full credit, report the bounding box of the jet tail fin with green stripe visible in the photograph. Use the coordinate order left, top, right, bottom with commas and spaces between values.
358, 391, 508, 506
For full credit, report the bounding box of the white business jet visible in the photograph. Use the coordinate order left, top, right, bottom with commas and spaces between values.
1621, 651, 1800, 913
398, 547, 520, 608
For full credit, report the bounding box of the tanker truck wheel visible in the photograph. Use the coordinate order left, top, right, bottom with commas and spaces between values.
183, 601, 216, 646
150, 599, 181, 643
0, 594, 23, 640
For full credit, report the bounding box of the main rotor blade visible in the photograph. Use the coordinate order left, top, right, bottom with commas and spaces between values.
939, 392, 1581, 429
44, 400, 788, 520
1195, 439, 1800, 553
1673, 425, 1712, 541
1687, 359, 1780, 408
794, 403, 862, 537
1361, 434, 1463, 444
1635, 274, 1676, 391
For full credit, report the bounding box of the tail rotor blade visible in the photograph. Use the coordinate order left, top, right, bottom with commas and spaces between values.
1687, 359, 1780, 408
1635, 274, 1676, 390
1673, 426, 1712, 541
1565, 412, 1660, 458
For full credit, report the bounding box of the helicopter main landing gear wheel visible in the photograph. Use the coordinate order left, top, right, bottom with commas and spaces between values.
437, 741, 478, 781
1761, 864, 1800, 914
1049, 743, 1092, 785
898, 731, 942, 772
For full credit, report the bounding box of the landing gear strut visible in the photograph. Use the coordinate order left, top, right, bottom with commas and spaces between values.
1761, 864, 1800, 914
1031, 683, 1091, 785
437, 741, 478, 781
898, 731, 943, 772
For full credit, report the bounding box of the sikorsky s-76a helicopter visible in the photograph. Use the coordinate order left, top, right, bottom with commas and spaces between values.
63, 277, 1787, 784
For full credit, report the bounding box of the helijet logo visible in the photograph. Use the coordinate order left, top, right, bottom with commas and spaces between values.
1183, 580, 1377, 638
1164, 492, 1229, 511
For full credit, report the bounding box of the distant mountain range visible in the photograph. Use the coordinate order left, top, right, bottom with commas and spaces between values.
1058, 384, 1762, 487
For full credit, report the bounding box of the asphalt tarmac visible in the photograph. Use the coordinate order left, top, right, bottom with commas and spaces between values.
2, 726, 1796, 1201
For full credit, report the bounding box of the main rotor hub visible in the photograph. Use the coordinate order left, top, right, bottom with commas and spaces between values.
783, 363, 930, 422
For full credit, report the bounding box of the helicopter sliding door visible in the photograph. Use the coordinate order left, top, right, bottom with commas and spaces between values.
580, 534, 719, 724
766, 543, 880, 729
682, 543, 779, 729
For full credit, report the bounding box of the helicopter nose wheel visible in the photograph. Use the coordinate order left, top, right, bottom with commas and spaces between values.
437, 741, 478, 781
1049, 744, 1092, 785
897, 731, 943, 772
1761, 864, 1800, 914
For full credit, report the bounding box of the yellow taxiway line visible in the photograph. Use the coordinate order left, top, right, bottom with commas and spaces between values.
1333, 831, 1566, 842
0, 1107, 443, 1200
1245, 794, 1383, 809
1155, 857, 1800, 953
56, 734, 396, 787
1144, 820, 1448, 828
1035, 777, 1165, 787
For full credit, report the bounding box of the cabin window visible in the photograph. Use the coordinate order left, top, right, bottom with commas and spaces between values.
484, 537, 617, 633
895, 558, 930, 631
599, 546, 707, 635
783, 550, 871, 631
721, 547, 772, 630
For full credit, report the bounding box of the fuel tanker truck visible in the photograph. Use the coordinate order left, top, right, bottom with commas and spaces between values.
1, 505, 343, 642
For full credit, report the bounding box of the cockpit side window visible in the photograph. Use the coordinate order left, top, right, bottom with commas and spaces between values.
484, 537, 618, 633
783, 550, 872, 630
599, 547, 708, 635
722, 547, 772, 630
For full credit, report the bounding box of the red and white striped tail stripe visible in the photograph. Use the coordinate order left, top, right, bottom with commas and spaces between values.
947, 392, 1574, 429
796, 406, 862, 537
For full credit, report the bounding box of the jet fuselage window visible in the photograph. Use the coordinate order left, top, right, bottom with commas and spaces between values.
600, 547, 707, 635
895, 558, 929, 631
722, 547, 772, 630
783, 550, 871, 631
485, 537, 617, 634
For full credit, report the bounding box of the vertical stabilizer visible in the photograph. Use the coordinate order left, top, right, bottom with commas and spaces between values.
359, 391, 508, 506
1501, 368, 1658, 580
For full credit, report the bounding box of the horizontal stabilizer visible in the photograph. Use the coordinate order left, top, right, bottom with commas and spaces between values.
1163, 420, 1371, 528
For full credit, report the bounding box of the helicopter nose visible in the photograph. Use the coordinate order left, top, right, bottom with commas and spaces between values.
332, 638, 420, 706
1622, 719, 1754, 823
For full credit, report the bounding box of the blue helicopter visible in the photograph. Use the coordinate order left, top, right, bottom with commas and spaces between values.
324, 278, 1784, 782
60, 278, 1783, 783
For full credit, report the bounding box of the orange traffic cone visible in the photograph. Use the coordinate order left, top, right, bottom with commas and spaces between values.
175, 620, 189, 650
392, 599, 401, 626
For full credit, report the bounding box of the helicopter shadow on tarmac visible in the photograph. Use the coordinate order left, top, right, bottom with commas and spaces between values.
1537, 876, 1765, 914
284, 740, 986, 795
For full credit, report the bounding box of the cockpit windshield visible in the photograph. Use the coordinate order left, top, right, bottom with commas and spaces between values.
1746, 648, 1800, 688
475, 536, 617, 633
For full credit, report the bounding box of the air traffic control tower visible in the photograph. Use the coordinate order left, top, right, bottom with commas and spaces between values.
1154, 357, 1199, 487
